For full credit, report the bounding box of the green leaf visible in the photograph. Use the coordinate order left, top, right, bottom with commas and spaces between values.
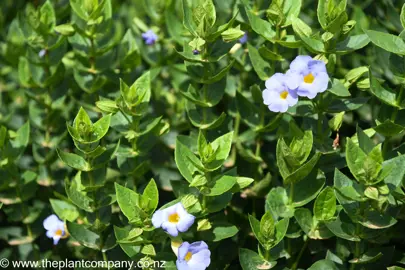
345, 139, 367, 182
242, 7, 276, 41
229, 177, 254, 193
365, 30, 405, 55
260, 212, 275, 240
96, 99, 119, 114
357, 126, 375, 154
308, 260, 339, 270
294, 208, 313, 234
54, 24, 75, 36
291, 17, 312, 37
121, 71, 151, 107
199, 221, 238, 242
57, 149, 91, 171
328, 79, 350, 97
248, 214, 265, 245
40, 0, 56, 31
140, 179, 159, 214
266, 187, 295, 218
284, 153, 321, 185
65, 175, 93, 212
335, 34, 370, 54
369, 70, 400, 108
221, 25, 245, 42
186, 101, 227, 130
401, 4, 405, 29
349, 249, 383, 264
205, 175, 237, 196
114, 226, 141, 257
92, 114, 111, 141
328, 112, 345, 131
374, 120, 405, 137
67, 222, 101, 250
50, 199, 79, 222
325, 211, 361, 241
239, 249, 275, 270
141, 244, 156, 256
258, 46, 284, 61
290, 129, 313, 165
317, 0, 328, 29
175, 135, 204, 183
115, 183, 141, 222
182, 0, 198, 36
274, 218, 289, 245
289, 169, 326, 207
314, 187, 336, 221
205, 131, 234, 170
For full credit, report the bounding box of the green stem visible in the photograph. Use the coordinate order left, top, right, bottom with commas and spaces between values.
119, 108, 132, 124
350, 224, 361, 270
289, 183, 294, 203
264, 248, 271, 261
102, 251, 108, 262
291, 237, 309, 270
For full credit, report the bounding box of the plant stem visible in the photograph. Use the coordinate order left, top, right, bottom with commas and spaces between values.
292, 237, 309, 270
102, 251, 108, 262
350, 224, 361, 270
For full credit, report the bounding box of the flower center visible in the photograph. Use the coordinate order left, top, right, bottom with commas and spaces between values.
185, 252, 193, 262
55, 229, 63, 236
279, 91, 288, 100
168, 213, 180, 223
304, 73, 315, 84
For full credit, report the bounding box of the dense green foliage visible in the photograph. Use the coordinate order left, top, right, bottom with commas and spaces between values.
2, 0, 405, 269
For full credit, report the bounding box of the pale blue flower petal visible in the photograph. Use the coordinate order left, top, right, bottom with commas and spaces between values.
188, 241, 209, 254
46, 230, 54, 238
286, 91, 299, 106
262, 89, 279, 105
176, 260, 190, 270
151, 210, 165, 228
43, 214, 60, 231
285, 71, 303, 90
188, 249, 211, 270
53, 235, 61, 245
177, 213, 195, 232
178, 242, 191, 260
269, 101, 289, 113
289, 55, 313, 74
297, 71, 329, 99
142, 30, 158, 45
265, 73, 285, 92
176, 241, 210, 270
239, 33, 248, 44
308, 60, 327, 73
161, 221, 179, 237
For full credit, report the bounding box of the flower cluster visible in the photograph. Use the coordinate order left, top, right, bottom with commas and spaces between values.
262, 56, 329, 112
152, 202, 211, 270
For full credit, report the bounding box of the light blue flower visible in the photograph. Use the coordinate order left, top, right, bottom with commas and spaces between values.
176, 241, 211, 270
262, 73, 300, 113
239, 32, 248, 44
43, 214, 65, 245
152, 202, 195, 237
287, 55, 329, 99
38, 49, 47, 58
142, 30, 158, 45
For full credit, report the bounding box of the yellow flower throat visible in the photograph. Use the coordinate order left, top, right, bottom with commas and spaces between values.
304, 73, 315, 84
279, 91, 288, 100
185, 252, 192, 261
168, 213, 180, 223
